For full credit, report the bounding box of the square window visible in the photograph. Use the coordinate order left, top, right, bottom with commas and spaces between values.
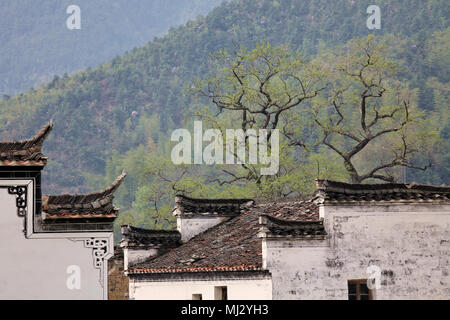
192, 294, 202, 300
348, 280, 373, 300
214, 286, 228, 300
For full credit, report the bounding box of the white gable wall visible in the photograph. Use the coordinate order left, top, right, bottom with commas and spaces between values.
0, 182, 113, 300
265, 202, 450, 299
177, 216, 227, 242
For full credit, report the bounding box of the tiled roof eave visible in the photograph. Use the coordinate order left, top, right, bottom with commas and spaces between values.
126, 265, 263, 275
120, 225, 182, 248
315, 180, 450, 203
319, 199, 450, 205
176, 212, 243, 218
258, 233, 327, 240
43, 211, 117, 220
0, 160, 47, 167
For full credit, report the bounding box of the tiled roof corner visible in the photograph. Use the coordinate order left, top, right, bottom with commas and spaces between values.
315, 179, 450, 203
42, 170, 126, 220
120, 225, 181, 249
0, 121, 53, 166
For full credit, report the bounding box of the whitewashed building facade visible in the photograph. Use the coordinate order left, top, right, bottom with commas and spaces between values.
122, 181, 450, 300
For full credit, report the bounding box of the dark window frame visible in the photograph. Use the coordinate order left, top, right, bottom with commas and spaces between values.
348, 279, 374, 300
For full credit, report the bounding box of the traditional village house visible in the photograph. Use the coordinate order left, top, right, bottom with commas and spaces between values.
122, 181, 450, 300
0, 122, 125, 299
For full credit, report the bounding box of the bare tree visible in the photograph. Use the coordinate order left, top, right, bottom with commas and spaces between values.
192, 43, 324, 184
308, 36, 432, 183
193, 37, 433, 187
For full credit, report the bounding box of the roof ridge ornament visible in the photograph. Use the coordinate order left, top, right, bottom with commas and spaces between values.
43, 170, 127, 220
25, 120, 53, 149
0, 120, 53, 166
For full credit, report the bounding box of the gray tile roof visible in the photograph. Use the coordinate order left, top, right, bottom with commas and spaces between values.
127, 199, 320, 274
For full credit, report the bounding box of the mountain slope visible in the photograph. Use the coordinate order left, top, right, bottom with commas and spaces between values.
0, 0, 448, 193
0, 0, 223, 95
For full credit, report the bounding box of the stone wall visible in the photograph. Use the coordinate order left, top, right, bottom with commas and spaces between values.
108, 249, 129, 300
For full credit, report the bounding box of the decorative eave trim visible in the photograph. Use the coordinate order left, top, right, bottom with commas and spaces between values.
0, 185, 28, 216
69, 236, 113, 289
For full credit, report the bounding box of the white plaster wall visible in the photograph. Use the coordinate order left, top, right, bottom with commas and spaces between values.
130, 278, 272, 300
124, 248, 158, 270
177, 216, 226, 242
0, 188, 109, 299
267, 203, 450, 300
264, 239, 333, 300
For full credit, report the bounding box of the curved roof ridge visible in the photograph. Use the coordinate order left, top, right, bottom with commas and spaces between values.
0, 120, 53, 151
314, 179, 450, 203
316, 179, 450, 194
46, 170, 126, 205
0, 121, 53, 166
175, 194, 255, 205
173, 194, 255, 216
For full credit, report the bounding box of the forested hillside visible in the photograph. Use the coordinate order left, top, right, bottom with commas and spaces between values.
0, 0, 448, 236
0, 0, 223, 95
